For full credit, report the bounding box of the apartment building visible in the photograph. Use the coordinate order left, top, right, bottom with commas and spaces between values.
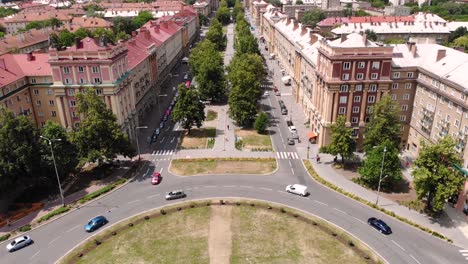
0, 28, 53, 55
3, 10, 72, 34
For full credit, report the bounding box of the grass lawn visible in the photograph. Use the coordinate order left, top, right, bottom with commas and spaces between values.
235, 129, 272, 151
206, 110, 218, 121
169, 158, 277, 176
179, 127, 216, 149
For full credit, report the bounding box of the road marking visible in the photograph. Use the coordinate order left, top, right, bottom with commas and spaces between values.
460, 250, 468, 253
240, 185, 252, 188
293, 152, 299, 159
352, 216, 366, 225
391, 240, 406, 251
260, 187, 272, 191
66, 224, 80, 233
204, 186, 216, 188
409, 254, 422, 264
127, 199, 140, 204
291, 167, 295, 175
333, 208, 347, 214
288, 160, 292, 166
171, 137, 175, 143
48, 235, 61, 245
30, 250, 40, 259
145, 168, 150, 176
160, 137, 165, 143
152, 150, 156, 155
277, 190, 287, 194
223, 185, 236, 187
313, 200, 328, 206
146, 194, 160, 198
159, 167, 164, 173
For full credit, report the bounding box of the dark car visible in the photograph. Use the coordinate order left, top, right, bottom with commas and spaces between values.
287, 138, 295, 145
165, 190, 186, 200
278, 100, 285, 108
281, 108, 288, 115
286, 120, 293, 127
367, 217, 392, 235
85, 216, 108, 232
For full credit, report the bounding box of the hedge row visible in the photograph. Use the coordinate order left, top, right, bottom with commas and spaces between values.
78, 178, 127, 204
0, 233, 11, 242
303, 160, 453, 243
172, 157, 276, 163
37, 206, 71, 223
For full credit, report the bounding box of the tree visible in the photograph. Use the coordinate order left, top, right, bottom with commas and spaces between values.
25, 21, 45, 30
365, 29, 378, 41
58, 29, 75, 47
237, 33, 259, 55
232, 0, 243, 22
412, 136, 465, 213
319, 116, 356, 164
358, 141, 402, 190
454, 35, 468, 50
74, 28, 92, 39
300, 9, 326, 28
0, 7, 19, 18
296, 0, 304, 4
254, 112, 269, 133
48, 17, 63, 29
198, 13, 209, 26
112, 16, 137, 35
448, 26, 467, 43
133, 10, 153, 28
71, 88, 135, 164
363, 95, 401, 153
195, 43, 226, 102
172, 85, 206, 133
216, 6, 231, 25
41, 121, 78, 181
189, 40, 218, 76
206, 18, 226, 51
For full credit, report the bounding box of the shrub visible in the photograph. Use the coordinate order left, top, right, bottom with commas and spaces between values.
38, 206, 71, 223
18, 224, 31, 232
79, 178, 127, 204
0, 233, 11, 242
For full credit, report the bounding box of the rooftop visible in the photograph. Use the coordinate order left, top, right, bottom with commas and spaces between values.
0, 53, 50, 87
0, 28, 53, 55
327, 33, 378, 48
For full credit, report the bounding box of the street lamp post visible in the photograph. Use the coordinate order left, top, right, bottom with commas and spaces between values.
135, 126, 148, 161
40, 136, 65, 207
375, 146, 387, 206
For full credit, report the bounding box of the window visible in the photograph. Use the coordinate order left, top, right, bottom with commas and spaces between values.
407, 72, 414, 78
405, 83, 412, 89
94, 77, 101, 84
457, 106, 462, 114
41, 121, 46, 127
448, 101, 453, 109
352, 106, 360, 113
65, 78, 72, 85
455, 119, 460, 128
356, 73, 364, 80
368, 95, 376, 103
80, 78, 86, 84
403, 94, 410, 100
354, 96, 361, 102
96, 89, 103, 95
355, 84, 363, 91
25, 96, 30, 102
371, 73, 378, 80
338, 107, 346, 114
358, 62, 365, 68
342, 74, 350, 80
352, 128, 359, 137
446, 114, 451, 121
92, 66, 99, 73
70, 100, 76, 107
51, 111, 57, 117
78, 66, 84, 73
47, 89, 53, 95
68, 89, 75, 96
402, 105, 408, 111
72, 111, 78, 118
393, 72, 400, 78
392, 83, 399, 89
400, 115, 406, 121
352, 117, 358, 123
391, 94, 397, 100
38, 111, 44, 117
33, 89, 39, 95
339, 96, 347, 104
369, 84, 377, 92
343, 62, 351, 70
49, 100, 54, 106
31, 78, 36, 84
372, 61, 380, 69
63, 67, 70, 74
340, 85, 349, 92
36, 100, 41, 106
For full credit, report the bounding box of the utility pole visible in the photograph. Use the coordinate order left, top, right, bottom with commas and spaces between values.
40, 136, 65, 207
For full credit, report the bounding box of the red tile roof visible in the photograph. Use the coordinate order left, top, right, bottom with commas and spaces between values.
126, 28, 162, 69
0, 28, 53, 55
0, 53, 50, 87
318, 16, 414, 27
65, 37, 115, 51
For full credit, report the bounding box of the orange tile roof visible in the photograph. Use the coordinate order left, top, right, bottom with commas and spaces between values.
6, 10, 72, 23
0, 28, 54, 55
0, 53, 51, 87
69, 17, 112, 29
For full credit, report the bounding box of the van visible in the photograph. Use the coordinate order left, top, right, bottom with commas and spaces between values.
285, 184, 308, 196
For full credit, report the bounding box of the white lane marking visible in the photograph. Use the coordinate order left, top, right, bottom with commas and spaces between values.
288, 160, 292, 166
160, 137, 165, 143
204, 186, 216, 188
460, 250, 468, 252
66, 224, 80, 233
313, 200, 328, 206
30, 250, 40, 260
146, 194, 160, 198
352, 216, 366, 225
240, 185, 252, 188
171, 137, 175, 143
391, 240, 406, 251
333, 208, 347, 214
276, 152, 280, 159
127, 199, 140, 204
409, 254, 422, 264
48, 235, 61, 245
260, 187, 272, 191
152, 150, 156, 155
145, 168, 150, 175
223, 185, 236, 187
293, 152, 299, 159
277, 190, 288, 194
159, 167, 164, 173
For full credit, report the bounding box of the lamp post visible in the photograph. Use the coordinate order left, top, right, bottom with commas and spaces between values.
40, 136, 65, 207
375, 146, 387, 206
135, 126, 148, 161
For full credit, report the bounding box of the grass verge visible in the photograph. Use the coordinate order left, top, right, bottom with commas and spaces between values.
303, 160, 452, 243
235, 129, 272, 151
206, 110, 218, 121
79, 178, 127, 204
179, 127, 217, 149
169, 158, 277, 176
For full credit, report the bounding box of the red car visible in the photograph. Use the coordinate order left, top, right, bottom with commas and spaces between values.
151, 172, 161, 185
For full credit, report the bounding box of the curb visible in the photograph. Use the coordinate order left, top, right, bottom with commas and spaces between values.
0, 161, 147, 246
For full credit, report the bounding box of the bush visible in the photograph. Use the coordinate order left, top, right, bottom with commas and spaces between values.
18, 224, 31, 232
38, 206, 71, 223
79, 178, 127, 204
254, 112, 268, 133
0, 233, 11, 242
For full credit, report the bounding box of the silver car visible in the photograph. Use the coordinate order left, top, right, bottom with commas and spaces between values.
6, 236, 33, 252
165, 190, 186, 200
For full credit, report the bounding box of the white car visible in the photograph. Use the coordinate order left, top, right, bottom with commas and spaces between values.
6, 236, 33, 252
285, 184, 308, 196
183, 74, 189, 80
288, 126, 297, 133
264, 91, 269, 96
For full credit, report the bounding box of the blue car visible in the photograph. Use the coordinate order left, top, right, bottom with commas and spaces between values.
85, 216, 108, 232
367, 217, 392, 235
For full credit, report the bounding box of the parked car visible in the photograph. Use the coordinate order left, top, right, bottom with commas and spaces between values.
162, 115, 168, 122
286, 120, 293, 127
275, 91, 281, 96
6, 236, 33, 252
285, 184, 308, 196
165, 190, 186, 200
159, 122, 164, 129
151, 172, 161, 185
288, 126, 297, 133
84, 216, 108, 232
154, 128, 160, 136
165, 109, 171, 116
278, 100, 285, 108
287, 138, 295, 145
151, 134, 158, 143
183, 73, 189, 80
281, 108, 288, 115
367, 217, 392, 235
264, 91, 269, 96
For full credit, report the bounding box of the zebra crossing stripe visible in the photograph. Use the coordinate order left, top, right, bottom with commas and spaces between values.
293, 152, 299, 159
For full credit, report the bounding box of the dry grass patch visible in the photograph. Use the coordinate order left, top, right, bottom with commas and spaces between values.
235, 129, 272, 151
179, 127, 216, 149
169, 158, 277, 176
206, 110, 218, 121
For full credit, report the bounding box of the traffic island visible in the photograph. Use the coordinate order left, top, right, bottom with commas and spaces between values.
169, 158, 277, 176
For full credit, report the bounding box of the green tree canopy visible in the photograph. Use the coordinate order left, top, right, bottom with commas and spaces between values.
216, 6, 231, 25
319, 116, 356, 163
412, 136, 465, 213
206, 18, 226, 51
232, 0, 243, 22
172, 85, 206, 133
365, 29, 378, 41
454, 35, 468, 49
112, 16, 137, 35
71, 88, 135, 164
0, 7, 19, 18
300, 9, 326, 28
254, 112, 269, 133
363, 95, 401, 153
189, 40, 218, 76
133, 10, 153, 28
194, 40, 226, 102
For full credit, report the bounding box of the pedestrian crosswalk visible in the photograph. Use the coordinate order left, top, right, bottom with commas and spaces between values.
276, 152, 299, 159
151, 150, 175, 156
459, 249, 468, 260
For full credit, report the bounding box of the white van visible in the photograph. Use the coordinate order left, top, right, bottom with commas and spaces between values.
285, 184, 308, 196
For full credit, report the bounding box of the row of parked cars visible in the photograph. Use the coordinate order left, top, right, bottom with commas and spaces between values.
278, 99, 288, 115
150, 92, 179, 144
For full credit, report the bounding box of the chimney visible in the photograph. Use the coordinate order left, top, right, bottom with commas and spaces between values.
293, 20, 299, 30
411, 44, 418, 57
341, 34, 347, 43
436, 49, 446, 62
309, 32, 318, 44
26, 52, 34, 61
75, 37, 81, 49
131, 31, 137, 37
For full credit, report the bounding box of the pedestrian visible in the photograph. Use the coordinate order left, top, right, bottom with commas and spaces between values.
227, 124, 230, 130
316, 154, 320, 163
333, 156, 337, 163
